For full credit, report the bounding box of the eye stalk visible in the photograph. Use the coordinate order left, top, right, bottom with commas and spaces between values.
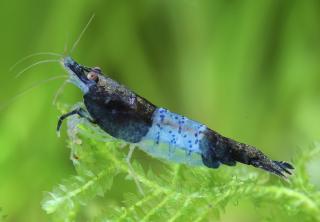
92, 67, 101, 73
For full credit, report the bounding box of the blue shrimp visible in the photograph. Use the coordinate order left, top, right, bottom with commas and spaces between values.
57, 57, 294, 179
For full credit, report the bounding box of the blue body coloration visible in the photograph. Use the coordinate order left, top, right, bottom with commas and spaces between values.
138, 108, 207, 166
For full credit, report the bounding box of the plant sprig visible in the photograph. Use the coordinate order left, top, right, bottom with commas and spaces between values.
42, 116, 320, 222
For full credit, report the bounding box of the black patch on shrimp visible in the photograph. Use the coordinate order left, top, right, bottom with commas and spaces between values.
200, 129, 236, 168
84, 86, 156, 143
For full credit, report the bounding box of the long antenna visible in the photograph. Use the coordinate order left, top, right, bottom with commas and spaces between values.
0, 75, 67, 111
9, 52, 62, 72
70, 14, 95, 54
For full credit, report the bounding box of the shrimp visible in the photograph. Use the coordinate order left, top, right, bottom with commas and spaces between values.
57, 56, 294, 179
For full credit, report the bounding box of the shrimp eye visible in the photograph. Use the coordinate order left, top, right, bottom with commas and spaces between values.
87, 71, 98, 81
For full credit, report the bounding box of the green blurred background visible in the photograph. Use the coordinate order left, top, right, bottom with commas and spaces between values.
0, 0, 319, 221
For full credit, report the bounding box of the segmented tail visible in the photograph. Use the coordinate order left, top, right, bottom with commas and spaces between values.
232, 144, 294, 178
227, 138, 294, 179
202, 131, 294, 179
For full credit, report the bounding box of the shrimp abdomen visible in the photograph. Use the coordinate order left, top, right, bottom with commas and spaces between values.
201, 130, 294, 178
138, 108, 207, 166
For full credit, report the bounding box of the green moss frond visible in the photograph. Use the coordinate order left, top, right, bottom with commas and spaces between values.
42, 116, 320, 222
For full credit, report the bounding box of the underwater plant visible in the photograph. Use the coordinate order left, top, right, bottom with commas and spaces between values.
42, 113, 320, 222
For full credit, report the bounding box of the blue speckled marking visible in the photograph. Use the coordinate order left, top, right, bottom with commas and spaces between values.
138, 108, 207, 166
